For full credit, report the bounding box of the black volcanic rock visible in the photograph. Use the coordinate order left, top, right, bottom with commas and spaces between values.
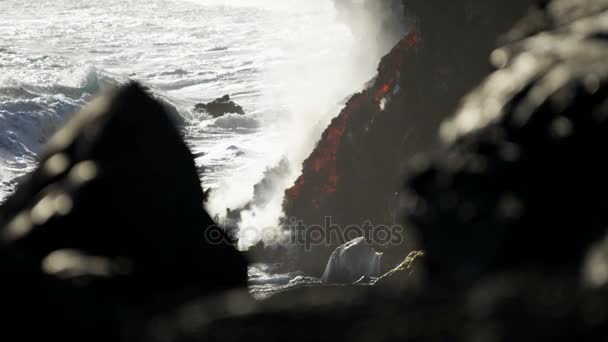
194, 94, 245, 118
135, 3, 608, 341
283, 0, 532, 276
406, 1, 608, 285
0, 84, 248, 307
0, 245, 119, 341
141, 272, 608, 342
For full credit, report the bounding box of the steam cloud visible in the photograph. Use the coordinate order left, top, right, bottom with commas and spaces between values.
334, 0, 406, 75
207, 0, 407, 250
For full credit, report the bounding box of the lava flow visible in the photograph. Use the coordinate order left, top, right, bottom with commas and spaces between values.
284, 32, 418, 213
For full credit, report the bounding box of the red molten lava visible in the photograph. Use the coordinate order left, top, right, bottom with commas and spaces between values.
285, 32, 419, 212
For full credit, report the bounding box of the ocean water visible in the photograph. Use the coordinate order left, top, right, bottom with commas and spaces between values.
0, 0, 372, 196
0, 0, 390, 290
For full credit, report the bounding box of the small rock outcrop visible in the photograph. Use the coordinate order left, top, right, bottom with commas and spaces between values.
322, 237, 383, 284
375, 250, 424, 288
194, 94, 245, 117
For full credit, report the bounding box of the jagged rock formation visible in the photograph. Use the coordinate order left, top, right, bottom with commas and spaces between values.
283, 0, 532, 276
407, 0, 608, 285
194, 94, 245, 117
0, 84, 248, 339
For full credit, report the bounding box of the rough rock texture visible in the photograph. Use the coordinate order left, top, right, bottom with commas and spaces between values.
0, 84, 248, 338
375, 250, 424, 288
283, 0, 532, 276
194, 94, 245, 117
407, 0, 608, 285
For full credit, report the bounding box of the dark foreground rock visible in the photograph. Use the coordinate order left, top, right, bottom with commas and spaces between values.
0, 84, 248, 338
0, 245, 120, 341
407, 0, 608, 285
194, 94, 245, 117
138, 272, 608, 342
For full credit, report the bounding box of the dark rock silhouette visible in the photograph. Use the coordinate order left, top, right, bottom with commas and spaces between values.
0, 245, 119, 341
283, 0, 532, 276
194, 94, 245, 118
143, 272, 608, 342
0, 84, 248, 337
407, 0, 608, 285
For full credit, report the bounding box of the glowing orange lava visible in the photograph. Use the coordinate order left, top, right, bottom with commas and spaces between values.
285, 32, 419, 212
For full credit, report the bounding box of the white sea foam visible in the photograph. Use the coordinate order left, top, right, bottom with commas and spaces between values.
0, 0, 288, 199
212, 114, 260, 130
248, 263, 323, 299
0, 0, 402, 264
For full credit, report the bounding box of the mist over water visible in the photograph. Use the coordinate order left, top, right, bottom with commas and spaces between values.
0, 0, 405, 250
226, 0, 407, 249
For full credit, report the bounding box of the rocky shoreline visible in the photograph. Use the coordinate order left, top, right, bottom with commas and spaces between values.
282, 0, 533, 276
2, 0, 608, 340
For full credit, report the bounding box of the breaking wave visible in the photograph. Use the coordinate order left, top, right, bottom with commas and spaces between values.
0, 49, 189, 201
212, 114, 261, 130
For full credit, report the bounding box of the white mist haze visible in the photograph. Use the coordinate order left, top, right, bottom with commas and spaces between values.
204, 0, 406, 250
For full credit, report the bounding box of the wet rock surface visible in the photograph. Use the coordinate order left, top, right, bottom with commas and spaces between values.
194, 94, 245, 118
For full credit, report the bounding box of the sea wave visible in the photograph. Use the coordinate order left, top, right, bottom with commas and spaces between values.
0, 51, 191, 198
0, 64, 119, 158
211, 113, 260, 129
248, 263, 323, 299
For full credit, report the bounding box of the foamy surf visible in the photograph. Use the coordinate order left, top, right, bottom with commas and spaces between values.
248, 263, 323, 300
0, 53, 191, 200
1, 0, 405, 292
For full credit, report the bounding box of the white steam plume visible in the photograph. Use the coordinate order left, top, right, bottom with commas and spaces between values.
207, 0, 406, 250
